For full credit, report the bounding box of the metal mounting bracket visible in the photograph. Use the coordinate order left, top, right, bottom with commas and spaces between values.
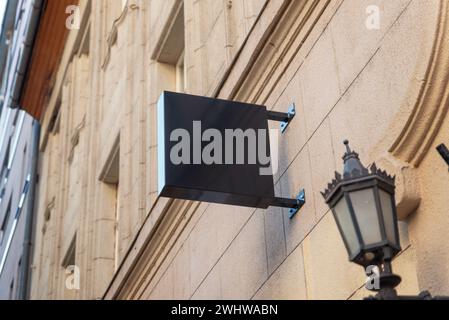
436, 143, 449, 171
270, 189, 305, 219
267, 103, 296, 133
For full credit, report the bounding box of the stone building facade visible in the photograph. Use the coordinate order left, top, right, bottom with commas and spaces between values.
28, 0, 449, 299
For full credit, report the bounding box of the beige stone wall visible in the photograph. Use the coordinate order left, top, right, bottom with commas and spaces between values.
30, 0, 449, 300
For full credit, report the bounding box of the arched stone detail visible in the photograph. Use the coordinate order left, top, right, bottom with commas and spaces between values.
377, 0, 449, 219
390, 0, 449, 165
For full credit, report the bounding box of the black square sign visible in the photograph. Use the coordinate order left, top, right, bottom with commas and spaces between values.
157, 91, 275, 208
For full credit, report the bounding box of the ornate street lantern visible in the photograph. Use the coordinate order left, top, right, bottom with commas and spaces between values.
321, 140, 449, 300
321, 140, 401, 268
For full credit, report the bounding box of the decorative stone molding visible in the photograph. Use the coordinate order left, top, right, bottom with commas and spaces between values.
376, 153, 421, 220
233, 0, 330, 104
389, 0, 449, 167
101, 3, 139, 70
42, 197, 56, 234
381, 0, 449, 219
68, 115, 86, 164
216, 0, 335, 104
150, 0, 184, 63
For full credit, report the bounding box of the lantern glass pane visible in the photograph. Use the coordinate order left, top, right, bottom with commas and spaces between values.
349, 188, 382, 246
333, 197, 360, 257
379, 189, 397, 246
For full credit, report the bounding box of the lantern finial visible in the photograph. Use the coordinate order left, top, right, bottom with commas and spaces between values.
343, 139, 351, 153
342, 140, 368, 178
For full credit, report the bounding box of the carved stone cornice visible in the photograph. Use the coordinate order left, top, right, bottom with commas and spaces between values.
216, 0, 336, 105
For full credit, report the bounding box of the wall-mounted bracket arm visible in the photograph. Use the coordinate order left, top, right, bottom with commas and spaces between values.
270, 189, 305, 219
267, 103, 296, 133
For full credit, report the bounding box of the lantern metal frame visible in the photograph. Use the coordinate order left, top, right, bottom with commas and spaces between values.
322, 141, 401, 267
322, 140, 449, 300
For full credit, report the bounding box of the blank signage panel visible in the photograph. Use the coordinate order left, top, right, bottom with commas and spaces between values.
157, 91, 275, 208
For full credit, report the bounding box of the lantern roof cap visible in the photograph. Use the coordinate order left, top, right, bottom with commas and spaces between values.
342, 140, 368, 178
321, 140, 395, 201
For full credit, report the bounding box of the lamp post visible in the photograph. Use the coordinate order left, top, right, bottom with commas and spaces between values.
322, 140, 448, 300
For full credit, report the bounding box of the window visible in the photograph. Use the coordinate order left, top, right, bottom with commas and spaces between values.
62, 235, 76, 268
0, 197, 12, 246
99, 137, 120, 270
152, 2, 186, 93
